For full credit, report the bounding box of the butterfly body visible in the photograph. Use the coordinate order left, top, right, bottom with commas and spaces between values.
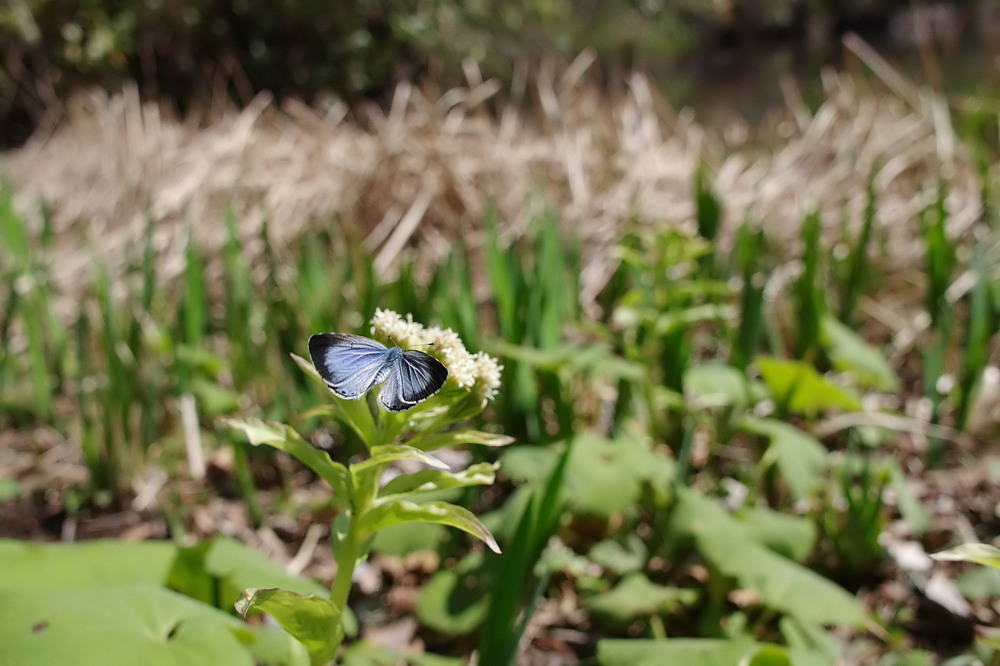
308, 333, 448, 412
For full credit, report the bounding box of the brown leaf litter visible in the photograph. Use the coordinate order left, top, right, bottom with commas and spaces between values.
0, 51, 984, 319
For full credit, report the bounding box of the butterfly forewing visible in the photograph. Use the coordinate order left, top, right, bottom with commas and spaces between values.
308, 333, 391, 399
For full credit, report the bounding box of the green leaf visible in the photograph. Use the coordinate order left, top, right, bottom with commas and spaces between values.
351, 445, 448, 475
341, 640, 464, 666
169, 537, 328, 608
0, 539, 175, 591
756, 357, 862, 417
740, 417, 828, 500
740, 506, 817, 562
223, 417, 351, 499
956, 564, 1000, 600
589, 534, 648, 575
780, 616, 841, 665
500, 445, 559, 485
684, 362, 763, 409
565, 434, 674, 517
931, 543, 1000, 570
669, 489, 813, 561
597, 636, 759, 666
586, 573, 698, 626
696, 527, 866, 626
820, 315, 899, 391
0, 585, 279, 666
378, 462, 498, 498
235, 588, 341, 666
361, 499, 500, 554
405, 429, 515, 451
416, 552, 492, 635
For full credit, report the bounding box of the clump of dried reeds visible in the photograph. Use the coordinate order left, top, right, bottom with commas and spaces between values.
0, 47, 983, 312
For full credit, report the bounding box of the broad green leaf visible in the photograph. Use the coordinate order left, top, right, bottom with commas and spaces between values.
740, 417, 827, 500
0, 585, 279, 666
236, 588, 341, 666
586, 573, 698, 626
589, 534, 648, 574
170, 537, 327, 603
756, 357, 862, 417
361, 499, 500, 553
597, 636, 759, 666
696, 527, 866, 626
223, 417, 351, 499
378, 462, 498, 498
956, 564, 1000, 600
671, 490, 813, 562
740, 506, 817, 562
931, 543, 1000, 570
565, 434, 674, 517
780, 616, 840, 665
684, 362, 762, 409
0, 539, 175, 591
500, 445, 559, 484
416, 552, 491, 635
341, 640, 464, 666
405, 429, 515, 451
351, 445, 448, 475
820, 315, 899, 391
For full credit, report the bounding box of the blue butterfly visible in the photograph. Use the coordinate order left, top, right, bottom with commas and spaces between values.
308, 333, 448, 412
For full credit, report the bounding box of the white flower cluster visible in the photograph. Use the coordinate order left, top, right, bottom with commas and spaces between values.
370, 308, 502, 401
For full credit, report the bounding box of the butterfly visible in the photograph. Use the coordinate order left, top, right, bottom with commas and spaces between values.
308, 333, 449, 412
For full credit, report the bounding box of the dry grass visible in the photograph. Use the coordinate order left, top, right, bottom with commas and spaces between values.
0, 48, 984, 313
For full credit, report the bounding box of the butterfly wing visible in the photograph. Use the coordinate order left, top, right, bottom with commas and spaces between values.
377, 350, 448, 412
308, 333, 391, 399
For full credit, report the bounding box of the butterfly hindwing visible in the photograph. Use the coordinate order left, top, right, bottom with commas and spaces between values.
399, 350, 449, 402
377, 350, 448, 412
308, 333, 391, 399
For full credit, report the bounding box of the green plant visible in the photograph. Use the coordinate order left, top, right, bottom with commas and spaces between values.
0, 537, 317, 665
225, 309, 508, 664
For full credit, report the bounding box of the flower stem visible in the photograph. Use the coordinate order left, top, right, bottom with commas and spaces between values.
329, 471, 379, 651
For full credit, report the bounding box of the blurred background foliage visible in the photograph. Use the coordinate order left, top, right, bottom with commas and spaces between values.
1, 0, 987, 147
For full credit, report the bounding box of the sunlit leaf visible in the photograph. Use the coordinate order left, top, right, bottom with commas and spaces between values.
361, 500, 500, 553
756, 357, 862, 417
0, 539, 175, 591
931, 543, 1000, 570
378, 462, 498, 498
740, 417, 827, 500
696, 527, 866, 626
405, 429, 515, 451
236, 588, 341, 665
684, 362, 762, 409
0, 585, 294, 666
352, 445, 448, 474
563, 434, 675, 517
597, 636, 759, 665
589, 534, 648, 575
586, 573, 698, 626
820, 315, 899, 391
